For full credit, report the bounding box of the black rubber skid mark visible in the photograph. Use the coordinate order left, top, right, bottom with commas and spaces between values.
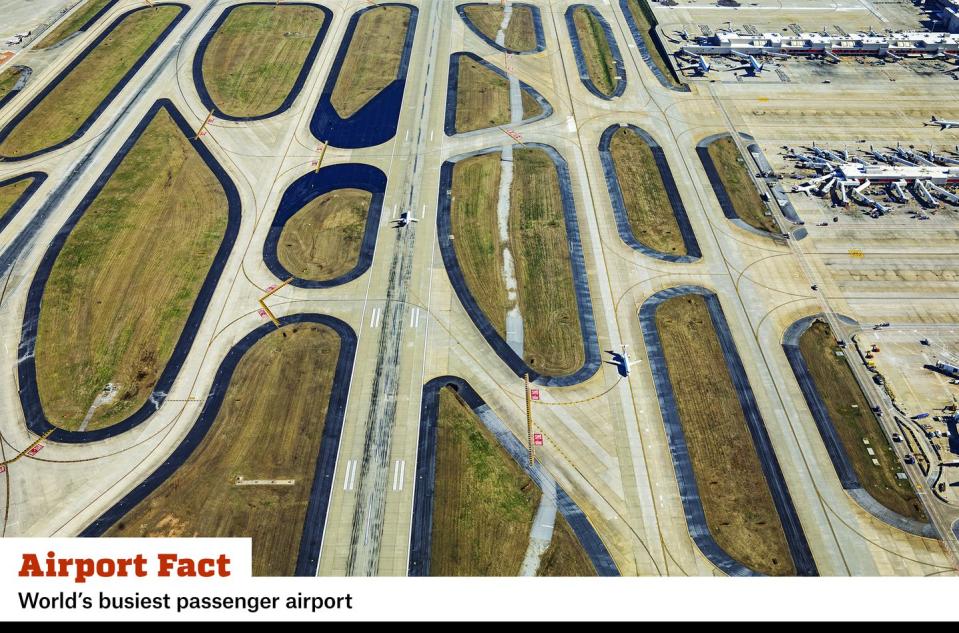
436, 143, 601, 387
0, 172, 47, 235
309, 3, 418, 149
455, 2, 545, 55
598, 124, 701, 262
617, 0, 689, 92
262, 163, 386, 288
79, 313, 357, 577
17, 99, 241, 444
443, 51, 553, 137
0, 4, 189, 162
782, 315, 937, 538
639, 286, 818, 576
564, 4, 626, 100
192, 2, 333, 122
408, 376, 620, 577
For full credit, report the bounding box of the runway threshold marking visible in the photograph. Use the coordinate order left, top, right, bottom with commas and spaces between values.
343, 459, 358, 491
391, 460, 405, 491
258, 277, 293, 327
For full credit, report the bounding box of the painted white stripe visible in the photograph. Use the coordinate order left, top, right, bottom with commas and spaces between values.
421, 203, 426, 218
398, 460, 405, 491
343, 459, 357, 490
392, 460, 400, 491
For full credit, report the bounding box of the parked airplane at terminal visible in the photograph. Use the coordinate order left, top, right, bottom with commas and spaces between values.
729, 51, 765, 75
926, 116, 959, 131
677, 54, 710, 75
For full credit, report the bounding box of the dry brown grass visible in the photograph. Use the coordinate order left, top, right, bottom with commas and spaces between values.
450, 153, 508, 336
521, 89, 542, 120
623, 0, 683, 88
572, 7, 617, 97
34, 108, 228, 431
538, 514, 596, 576
36, 0, 113, 49
330, 6, 410, 119
430, 387, 540, 576
462, 5, 504, 42
504, 5, 537, 52
656, 294, 795, 576
707, 137, 779, 234
200, 5, 326, 118
610, 127, 686, 255
0, 7, 181, 159
277, 188, 370, 281
455, 57, 511, 132
0, 177, 32, 222
106, 324, 341, 577
511, 148, 585, 376
799, 321, 926, 521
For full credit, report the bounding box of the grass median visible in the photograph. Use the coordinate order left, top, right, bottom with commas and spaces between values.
799, 320, 926, 521
462, 4, 537, 51
107, 323, 341, 576
450, 149, 585, 376
0, 177, 33, 223
35, 0, 114, 49
34, 108, 228, 431
200, 4, 327, 118
0, 6, 181, 159
277, 188, 370, 281
707, 137, 779, 234
656, 294, 795, 576
571, 7, 617, 97
455, 57, 511, 132
609, 127, 686, 255
538, 515, 597, 576
623, 0, 683, 88
0, 66, 23, 103
330, 5, 411, 119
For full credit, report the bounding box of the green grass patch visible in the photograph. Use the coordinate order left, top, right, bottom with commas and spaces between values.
610, 127, 686, 255
36, 0, 114, 49
656, 294, 795, 575
0, 6, 181, 159
0, 177, 33, 223
200, 5, 326, 118
0, 66, 23, 103
707, 137, 779, 234
572, 7, 617, 96
34, 108, 228, 430
799, 321, 926, 521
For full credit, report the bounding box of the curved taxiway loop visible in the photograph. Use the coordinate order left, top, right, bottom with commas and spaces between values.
617, 0, 689, 93
455, 2, 545, 55
308, 3, 418, 149
79, 314, 357, 576
408, 376, 620, 577
696, 133, 784, 241
782, 315, 938, 539
443, 51, 553, 137
262, 162, 387, 288
17, 99, 241, 444
0, 67, 32, 113
564, 4, 627, 101
191, 2, 333, 122
436, 143, 601, 388
598, 124, 701, 263
639, 286, 819, 576
0, 4, 189, 162
0, 172, 46, 235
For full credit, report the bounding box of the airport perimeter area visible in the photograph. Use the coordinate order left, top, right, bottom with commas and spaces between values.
3, 0, 959, 581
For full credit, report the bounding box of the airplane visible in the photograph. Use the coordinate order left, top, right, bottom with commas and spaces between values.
677, 54, 711, 75
925, 115, 959, 130
619, 344, 641, 377
393, 211, 419, 227
729, 51, 764, 75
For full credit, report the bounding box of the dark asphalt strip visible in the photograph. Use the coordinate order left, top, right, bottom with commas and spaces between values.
564, 4, 627, 101
408, 376, 619, 576
309, 3, 418, 149
639, 285, 818, 576
79, 314, 357, 577
262, 162, 386, 288
782, 315, 937, 538
454, 2, 545, 55
598, 123, 701, 262
617, 0, 688, 92
0, 4, 189, 162
191, 2, 333, 122
17, 99, 241, 444
436, 144, 601, 388
0, 66, 32, 114
0, 172, 47, 235
443, 51, 553, 137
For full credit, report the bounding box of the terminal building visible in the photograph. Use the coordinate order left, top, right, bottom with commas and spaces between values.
681, 30, 959, 59
837, 163, 959, 185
